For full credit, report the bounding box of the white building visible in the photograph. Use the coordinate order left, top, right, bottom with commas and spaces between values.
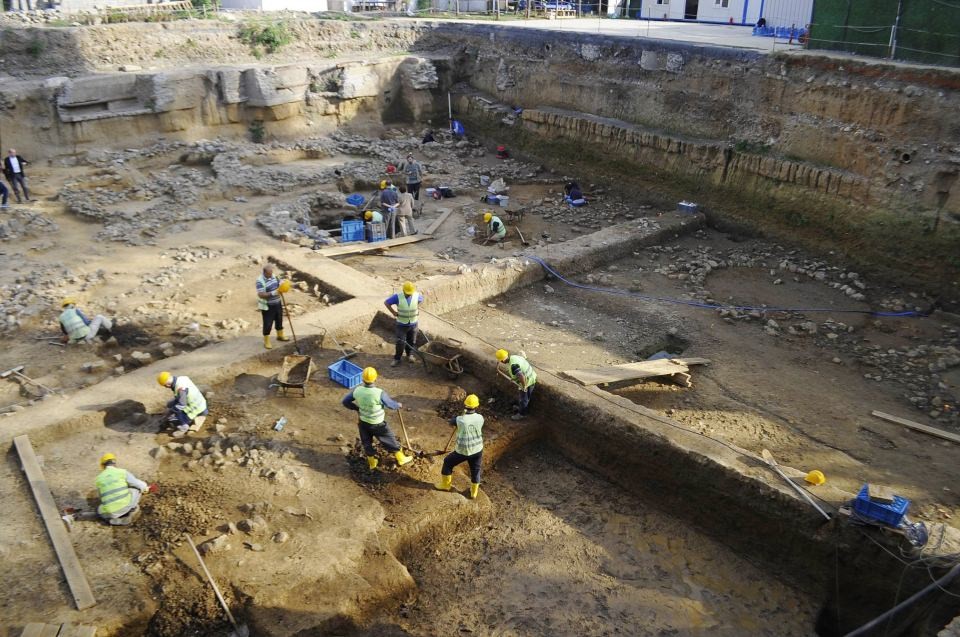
636, 0, 811, 27
221, 0, 328, 10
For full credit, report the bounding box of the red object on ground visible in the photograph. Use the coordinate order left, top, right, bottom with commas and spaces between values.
148, 483, 159, 494
386, 164, 397, 174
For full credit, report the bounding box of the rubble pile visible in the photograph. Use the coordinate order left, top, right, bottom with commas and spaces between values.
0, 209, 59, 241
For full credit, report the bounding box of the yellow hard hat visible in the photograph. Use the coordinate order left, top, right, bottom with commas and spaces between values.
805, 470, 826, 486
464, 394, 480, 409
483, 212, 493, 223
364, 211, 373, 220
157, 371, 172, 387
277, 279, 292, 294
380, 180, 387, 189
362, 367, 377, 383
495, 349, 509, 362
402, 281, 416, 295
61, 297, 77, 308
99, 453, 117, 469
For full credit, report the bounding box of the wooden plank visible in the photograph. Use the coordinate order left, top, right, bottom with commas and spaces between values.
56, 624, 97, 637
561, 357, 711, 387
20, 624, 48, 637
13, 436, 97, 611
867, 484, 896, 504
38, 626, 60, 637
422, 208, 454, 236
317, 234, 433, 257
872, 410, 960, 444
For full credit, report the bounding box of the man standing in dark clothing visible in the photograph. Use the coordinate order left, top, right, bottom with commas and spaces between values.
3, 149, 30, 203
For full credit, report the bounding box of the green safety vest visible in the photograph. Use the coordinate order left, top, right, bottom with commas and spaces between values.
353, 385, 385, 425
508, 355, 537, 389
59, 307, 90, 342
173, 376, 207, 420
367, 211, 383, 223
396, 293, 419, 325
256, 274, 280, 312
488, 216, 506, 239
455, 412, 484, 456
96, 466, 133, 515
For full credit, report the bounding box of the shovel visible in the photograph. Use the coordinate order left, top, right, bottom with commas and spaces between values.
760, 449, 831, 521
426, 425, 457, 457
1, 365, 59, 395
396, 408, 424, 459
185, 534, 251, 637
514, 226, 530, 247
278, 291, 303, 355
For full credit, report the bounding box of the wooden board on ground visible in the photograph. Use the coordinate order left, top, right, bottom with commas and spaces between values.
316, 234, 433, 257
21, 625, 96, 637
13, 435, 97, 611
871, 410, 960, 444
561, 357, 711, 387
422, 208, 453, 236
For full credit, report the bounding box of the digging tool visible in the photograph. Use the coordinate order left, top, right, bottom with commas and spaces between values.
185, 535, 250, 637
496, 365, 522, 390
397, 407, 414, 452
278, 291, 303, 355
514, 226, 530, 247
0, 365, 58, 395
760, 449, 831, 521
310, 322, 357, 362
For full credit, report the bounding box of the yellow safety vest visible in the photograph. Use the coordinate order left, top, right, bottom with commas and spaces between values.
353, 385, 385, 425
396, 293, 419, 325
96, 466, 132, 515
173, 376, 207, 420
59, 307, 90, 342
455, 412, 484, 456
508, 355, 537, 389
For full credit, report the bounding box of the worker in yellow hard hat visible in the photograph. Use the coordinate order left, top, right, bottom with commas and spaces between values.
157, 371, 209, 435
95, 453, 152, 526
58, 297, 114, 345
256, 263, 291, 350
483, 211, 506, 243
435, 394, 484, 499
364, 210, 383, 223
384, 281, 424, 367
496, 349, 537, 421
341, 366, 413, 470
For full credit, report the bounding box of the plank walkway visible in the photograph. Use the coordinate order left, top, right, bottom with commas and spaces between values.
561, 357, 711, 386
21, 624, 96, 637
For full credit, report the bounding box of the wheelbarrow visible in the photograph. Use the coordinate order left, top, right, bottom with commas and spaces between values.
411, 333, 464, 379
275, 354, 315, 397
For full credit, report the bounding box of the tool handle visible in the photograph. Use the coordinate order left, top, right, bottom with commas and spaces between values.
279, 293, 300, 352
185, 535, 240, 630
397, 408, 413, 450
442, 427, 456, 454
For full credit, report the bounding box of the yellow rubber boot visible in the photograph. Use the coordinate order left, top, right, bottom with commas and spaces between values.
435, 474, 452, 491
277, 329, 290, 342
263, 335, 272, 350
470, 483, 480, 499
366, 456, 379, 470
395, 450, 413, 467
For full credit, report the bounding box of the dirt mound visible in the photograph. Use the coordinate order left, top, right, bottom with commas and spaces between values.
435, 387, 511, 422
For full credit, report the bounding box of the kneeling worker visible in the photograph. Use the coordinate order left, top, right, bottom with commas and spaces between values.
342, 366, 413, 469
59, 298, 113, 345
157, 371, 208, 433
435, 393, 484, 499
496, 349, 537, 420
96, 453, 153, 526
483, 211, 506, 243
364, 210, 383, 223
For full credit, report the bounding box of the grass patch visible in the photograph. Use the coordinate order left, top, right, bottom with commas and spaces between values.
249, 119, 266, 144
238, 21, 293, 56
733, 139, 772, 155
25, 38, 44, 57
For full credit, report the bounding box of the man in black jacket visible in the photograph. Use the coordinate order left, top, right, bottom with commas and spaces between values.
3, 149, 30, 203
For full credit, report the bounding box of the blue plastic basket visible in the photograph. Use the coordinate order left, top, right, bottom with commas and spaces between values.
346, 194, 366, 208
341, 220, 364, 243
328, 359, 363, 388
853, 484, 910, 527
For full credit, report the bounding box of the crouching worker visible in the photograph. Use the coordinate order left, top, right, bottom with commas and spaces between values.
435, 393, 484, 499
342, 366, 413, 470
96, 453, 154, 526
157, 371, 208, 434
496, 349, 537, 420
59, 298, 113, 344
483, 211, 506, 243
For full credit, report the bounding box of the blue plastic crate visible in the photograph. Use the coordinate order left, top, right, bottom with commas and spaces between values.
328, 359, 363, 388
853, 484, 910, 527
367, 221, 386, 243
341, 220, 364, 243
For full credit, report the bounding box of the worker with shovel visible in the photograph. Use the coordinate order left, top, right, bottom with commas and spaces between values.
341, 366, 413, 470
483, 211, 506, 243
256, 263, 291, 350
496, 349, 537, 421
58, 297, 113, 345
157, 371, 208, 434
95, 453, 155, 526
435, 394, 485, 499
384, 281, 423, 368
